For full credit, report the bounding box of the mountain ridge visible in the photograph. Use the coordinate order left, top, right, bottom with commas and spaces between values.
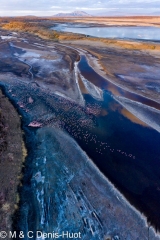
54, 11, 92, 17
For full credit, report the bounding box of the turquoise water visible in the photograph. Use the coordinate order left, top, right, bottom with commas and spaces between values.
52, 24, 160, 41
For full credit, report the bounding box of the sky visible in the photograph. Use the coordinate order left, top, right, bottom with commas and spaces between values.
0, 0, 160, 16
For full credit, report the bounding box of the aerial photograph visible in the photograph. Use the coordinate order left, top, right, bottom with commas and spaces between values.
0, 0, 160, 239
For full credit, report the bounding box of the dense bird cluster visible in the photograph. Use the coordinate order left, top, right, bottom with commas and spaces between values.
4, 80, 136, 160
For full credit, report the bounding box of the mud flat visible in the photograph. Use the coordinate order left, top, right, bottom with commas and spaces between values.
60, 38, 160, 105
114, 96, 160, 133
0, 29, 160, 239
0, 90, 24, 236
56, 16, 160, 27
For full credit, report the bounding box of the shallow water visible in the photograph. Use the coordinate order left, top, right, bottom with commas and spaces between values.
76, 93, 160, 228
1, 39, 160, 236
77, 56, 160, 228
4, 71, 160, 233
52, 24, 160, 41
8, 81, 160, 234
78, 55, 160, 110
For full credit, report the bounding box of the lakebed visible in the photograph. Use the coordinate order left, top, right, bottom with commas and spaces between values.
0, 19, 160, 239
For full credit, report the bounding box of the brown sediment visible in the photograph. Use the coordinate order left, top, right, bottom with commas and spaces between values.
57, 34, 160, 52
70, 16, 160, 28
78, 73, 88, 94
48, 18, 160, 67
2, 21, 59, 41
100, 108, 108, 116
2, 18, 160, 52
62, 39, 160, 105
0, 90, 24, 235
121, 108, 149, 127
107, 100, 147, 126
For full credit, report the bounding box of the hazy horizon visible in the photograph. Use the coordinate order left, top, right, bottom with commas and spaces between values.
0, 0, 160, 17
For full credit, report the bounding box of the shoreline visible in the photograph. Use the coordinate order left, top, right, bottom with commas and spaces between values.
0, 26, 160, 238
49, 16, 160, 28
57, 41, 160, 108
2, 81, 160, 239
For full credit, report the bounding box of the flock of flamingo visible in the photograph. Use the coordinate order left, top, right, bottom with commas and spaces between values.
7, 81, 136, 160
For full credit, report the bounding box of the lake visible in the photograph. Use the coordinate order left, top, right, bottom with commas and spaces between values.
51, 24, 160, 41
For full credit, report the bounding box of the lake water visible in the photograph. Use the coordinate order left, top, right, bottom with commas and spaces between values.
77, 56, 160, 228
52, 24, 160, 41
5, 55, 160, 233
5, 37, 160, 234
78, 56, 160, 111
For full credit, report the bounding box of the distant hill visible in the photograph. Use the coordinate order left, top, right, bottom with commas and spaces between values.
23, 15, 38, 18
54, 11, 92, 17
